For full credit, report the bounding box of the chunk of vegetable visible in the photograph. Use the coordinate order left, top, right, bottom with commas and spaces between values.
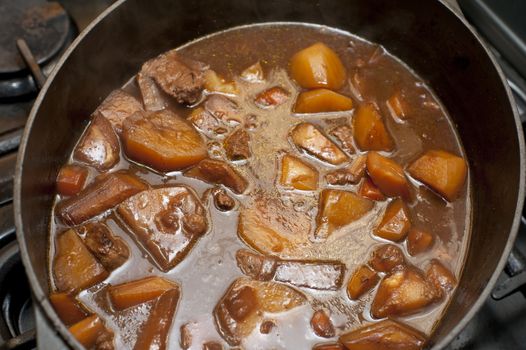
339, 319, 426, 350
74, 114, 120, 171
366, 152, 409, 199
371, 266, 439, 318
95, 89, 144, 133
359, 176, 386, 201
294, 89, 353, 113
108, 276, 179, 310
56, 171, 147, 226
407, 229, 434, 256
353, 103, 394, 151
311, 310, 335, 338
325, 155, 366, 186
122, 110, 207, 172
53, 229, 108, 292
291, 123, 347, 165
369, 244, 405, 272
49, 292, 89, 325
79, 223, 129, 271
236, 250, 278, 281
329, 124, 355, 154
426, 260, 457, 297
180, 322, 197, 349
118, 186, 208, 272
184, 158, 248, 194
214, 278, 306, 345
408, 150, 467, 201
56, 165, 88, 196
289, 42, 347, 90
204, 70, 238, 95
255, 86, 290, 108
347, 265, 379, 300
69, 315, 109, 349
203, 341, 223, 350
241, 61, 264, 82
374, 199, 411, 242
137, 72, 167, 112
133, 288, 180, 350
224, 128, 251, 161
280, 154, 319, 191
313, 343, 344, 350
315, 189, 373, 240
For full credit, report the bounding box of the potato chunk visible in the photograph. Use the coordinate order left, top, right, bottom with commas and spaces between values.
122, 110, 207, 172
53, 229, 108, 292
79, 223, 129, 271
56, 171, 147, 226
408, 150, 467, 201
108, 276, 179, 310
290, 42, 347, 90
347, 265, 379, 300
426, 260, 457, 297
315, 189, 373, 240
133, 288, 180, 350
366, 152, 409, 199
371, 266, 439, 318
49, 292, 89, 325
294, 89, 353, 113
74, 114, 120, 171
224, 128, 251, 161
339, 319, 426, 350
69, 315, 113, 349
184, 158, 248, 194
353, 103, 394, 151
359, 176, 386, 201
56, 165, 88, 196
214, 278, 306, 345
407, 229, 434, 256
374, 199, 411, 242
369, 244, 405, 272
291, 123, 347, 165
95, 89, 144, 133
280, 154, 319, 191
311, 310, 335, 338
118, 186, 208, 272
255, 86, 290, 108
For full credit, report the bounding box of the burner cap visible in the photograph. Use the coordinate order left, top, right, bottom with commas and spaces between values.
0, 0, 70, 75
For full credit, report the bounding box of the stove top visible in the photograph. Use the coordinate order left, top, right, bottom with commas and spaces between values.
0, 0, 524, 349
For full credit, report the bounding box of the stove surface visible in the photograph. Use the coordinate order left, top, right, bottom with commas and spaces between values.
0, 0, 525, 349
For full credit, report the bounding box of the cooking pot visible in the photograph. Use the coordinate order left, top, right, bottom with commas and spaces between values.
14, 0, 525, 348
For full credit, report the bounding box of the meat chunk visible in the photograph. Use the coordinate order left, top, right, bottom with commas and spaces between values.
260, 320, 275, 334
339, 319, 426, 350
315, 189, 373, 240
53, 229, 109, 292
255, 86, 290, 108
108, 276, 179, 310
79, 223, 129, 271
371, 266, 439, 318
204, 94, 242, 123
366, 152, 410, 199
294, 89, 353, 113
56, 164, 89, 196
49, 292, 89, 325
180, 322, 197, 349
374, 199, 411, 242
311, 310, 335, 338
136, 72, 167, 112
426, 260, 457, 297
94, 89, 144, 133
214, 278, 306, 345
408, 150, 467, 201
117, 186, 208, 271
213, 188, 236, 211
141, 49, 207, 104
407, 229, 434, 256
133, 289, 180, 350
203, 341, 223, 350
122, 110, 208, 172
69, 315, 114, 350
353, 103, 394, 151
369, 244, 405, 273
56, 171, 147, 226
74, 114, 120, 171
184, 159, 248, 194
347, 265, 379, 300
291, 123, 347, 165
325, 155, 366, 186
238, 194, 311, 256
235, 250, 277, 281
330, 124, 355, 154
224, 128, 250, 160
280, 154, 319, 191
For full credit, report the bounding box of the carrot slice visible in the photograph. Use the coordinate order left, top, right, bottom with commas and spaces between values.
108, 276, 179, 310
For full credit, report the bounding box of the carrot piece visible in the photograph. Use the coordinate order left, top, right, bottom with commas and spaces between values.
108, 276, 179, 310
407, 229, 434, 256
289, 42, 347, 90
375, 199, 412, 242
353, 103, 394, 151
280, 154, 318, 191
294, 89, 353, 113
68, 315, 105, 349
56, 165, 88, 196
49, 292, 89, 325
347, 265, 379, 300
408, 150, 467, 201
359, 176, 386, 201
366, 152, 409, 199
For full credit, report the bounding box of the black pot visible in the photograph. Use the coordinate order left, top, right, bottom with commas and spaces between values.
14, 0, 525, 348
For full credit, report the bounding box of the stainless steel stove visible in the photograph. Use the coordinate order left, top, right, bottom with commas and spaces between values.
0, 0, 524, 349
